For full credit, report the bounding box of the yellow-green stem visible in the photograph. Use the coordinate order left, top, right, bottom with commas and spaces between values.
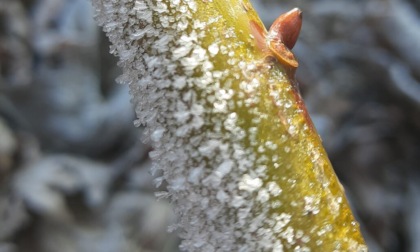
93, 0, 367, 251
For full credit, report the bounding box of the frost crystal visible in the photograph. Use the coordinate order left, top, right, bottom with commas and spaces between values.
208, 43, 219, 57
238, 174, 263, 192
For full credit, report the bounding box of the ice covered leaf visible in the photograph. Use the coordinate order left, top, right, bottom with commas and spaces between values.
92, 0, 367, 251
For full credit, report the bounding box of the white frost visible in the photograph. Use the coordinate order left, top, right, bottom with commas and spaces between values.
267, 181, 282, 197
90, 0, 364, 251
208, 43, 219, 57
238, 174, 263, 192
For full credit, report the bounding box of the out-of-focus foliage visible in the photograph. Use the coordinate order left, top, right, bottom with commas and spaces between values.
0, 0, 178, 251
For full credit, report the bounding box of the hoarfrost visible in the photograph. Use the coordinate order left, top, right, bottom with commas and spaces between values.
238, 174, 263, 192
257, 188, 270, 203
91, 0, 364, 251
151, 127, 165, 142
267, 181, 282, 197
303, 196, 321, 215
215, 160, 233, 177
208, 43, 219, 57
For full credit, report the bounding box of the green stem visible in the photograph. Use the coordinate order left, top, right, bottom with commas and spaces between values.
92, 0, 367, 251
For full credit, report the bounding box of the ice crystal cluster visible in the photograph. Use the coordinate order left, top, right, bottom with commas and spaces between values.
92, 0, 367, 251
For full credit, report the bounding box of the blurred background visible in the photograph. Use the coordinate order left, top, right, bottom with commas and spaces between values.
0, 0, 419, 251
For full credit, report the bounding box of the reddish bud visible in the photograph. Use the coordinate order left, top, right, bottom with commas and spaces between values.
269, 8, 302, 50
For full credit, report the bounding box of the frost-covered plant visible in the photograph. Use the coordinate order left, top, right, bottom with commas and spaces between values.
92, 0, 367, 251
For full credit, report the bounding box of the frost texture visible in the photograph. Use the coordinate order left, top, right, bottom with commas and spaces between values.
92, 0, 367, 251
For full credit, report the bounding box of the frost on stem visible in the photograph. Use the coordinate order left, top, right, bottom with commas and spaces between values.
92, 0, 367, 251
